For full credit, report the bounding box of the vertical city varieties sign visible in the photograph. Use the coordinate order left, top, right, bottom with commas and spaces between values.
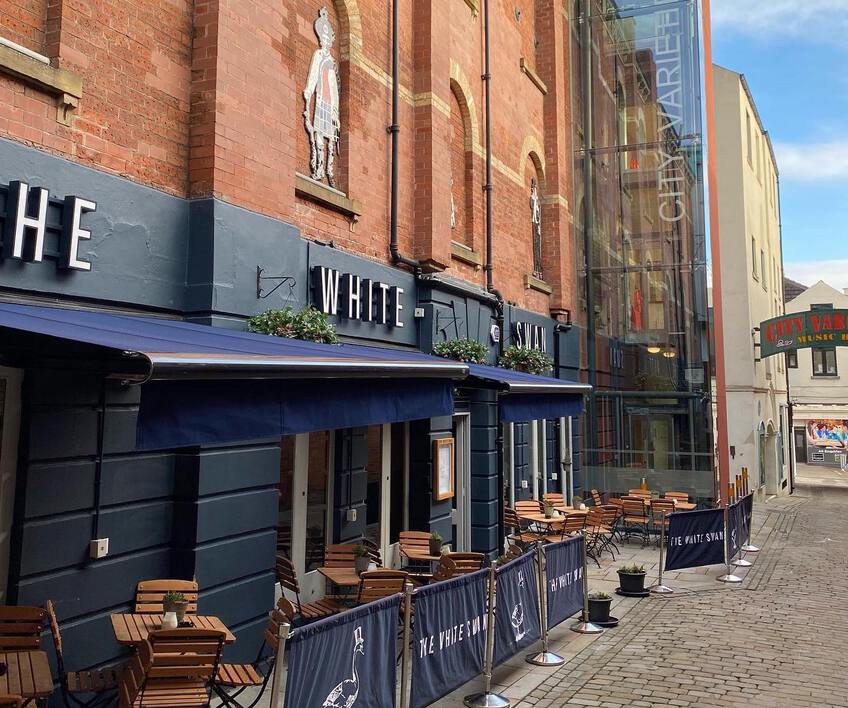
759, 311, 848, 357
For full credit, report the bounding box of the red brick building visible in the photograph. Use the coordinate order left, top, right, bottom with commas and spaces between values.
0, 0, 581, 316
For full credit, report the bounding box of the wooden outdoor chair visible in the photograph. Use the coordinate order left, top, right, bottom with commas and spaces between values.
362, 538, 384, 566
213, 598, 294, 708
323, 544, 357, 567
0, 697, 22, 708
397, 531, 437, 583
621, 497, 651, 546
650, 499, 676, 544
542, 492, 564, 507
355, 570, 408, 604
0, 605, 46, 651
119, 629, 225, 708
45, 600, 121, 707
504, 544, 524, 562
275, 555, 345, 622
627, 489, 652, 499
514, 499, 543, 515
504, 508, 544, 547
544, 513, 586, 543
432, 552, 485, 582
134, 579, 198, 615
590, 489, 604, 507
664, 491, 690, 504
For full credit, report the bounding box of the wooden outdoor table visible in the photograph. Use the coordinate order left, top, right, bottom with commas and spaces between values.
317, 566, 362, 588
518, 510, 587, 526
111, 614, 235, 646
0, 650, 53, 703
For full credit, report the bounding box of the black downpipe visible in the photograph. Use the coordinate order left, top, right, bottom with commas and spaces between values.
776, 173, 795, 494
482, 0, 506, 554
389, 0, 419, 271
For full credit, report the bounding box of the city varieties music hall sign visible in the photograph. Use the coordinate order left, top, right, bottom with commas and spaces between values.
760, 310, 848, 358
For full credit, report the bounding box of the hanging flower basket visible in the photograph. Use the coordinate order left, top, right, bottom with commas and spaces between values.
499, 345, 554, 376
432, 338, 488, 364
248, 306, 338, 344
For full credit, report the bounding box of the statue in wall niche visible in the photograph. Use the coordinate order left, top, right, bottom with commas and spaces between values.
530, 178, 543, 277
450, 177, 456, 230
303, 7, 341, 187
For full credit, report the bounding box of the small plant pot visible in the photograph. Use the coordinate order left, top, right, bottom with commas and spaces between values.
544, 507, 554, 519
617, 571, 647, 594
355, 556, 371, 574
429, 540, 442, 556
573, 501, 582, 510
173, 600, 189, 624
588, 598, 612, 624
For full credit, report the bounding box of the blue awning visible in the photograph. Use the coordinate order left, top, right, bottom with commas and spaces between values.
0, 303, 466, 449
465, 363, 591, 422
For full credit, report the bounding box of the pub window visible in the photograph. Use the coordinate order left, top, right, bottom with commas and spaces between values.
812, 347, 838, 377
786, 350, 797, 369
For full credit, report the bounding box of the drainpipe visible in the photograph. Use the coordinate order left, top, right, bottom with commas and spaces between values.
482, 0, 506, 557
388, 0, 420, 271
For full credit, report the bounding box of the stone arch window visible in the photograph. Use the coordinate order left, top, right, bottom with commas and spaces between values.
449, 84, 474, 249
526, 152, 545, 280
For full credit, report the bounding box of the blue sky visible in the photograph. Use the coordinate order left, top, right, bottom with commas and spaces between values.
711, 0, 848, 291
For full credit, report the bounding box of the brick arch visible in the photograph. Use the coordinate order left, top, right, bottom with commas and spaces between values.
449, 61, 480, 151
526, 149, 545, 191
333, 0, 363, 60
519, 135, 546, 183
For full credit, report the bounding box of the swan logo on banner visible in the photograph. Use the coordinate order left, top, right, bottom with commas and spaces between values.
284, 595, 399, 708
545, 536, 584, 630
323, 626, 365, 708
510, 571, 527, 642
493, 551, 541, 667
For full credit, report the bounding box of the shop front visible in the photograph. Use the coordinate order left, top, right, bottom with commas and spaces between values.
0, 137, 588, 683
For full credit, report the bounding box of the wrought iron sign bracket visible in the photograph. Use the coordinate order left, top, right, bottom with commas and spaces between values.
256, 266, 297, 301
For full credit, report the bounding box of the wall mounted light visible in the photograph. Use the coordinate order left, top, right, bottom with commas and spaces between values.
646, 345, 662, 354
662, 348, 677, 359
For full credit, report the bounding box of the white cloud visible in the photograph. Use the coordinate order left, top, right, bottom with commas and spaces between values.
773, 141, 848, 182
786, 261, 848, 292
712, 0, 848, 40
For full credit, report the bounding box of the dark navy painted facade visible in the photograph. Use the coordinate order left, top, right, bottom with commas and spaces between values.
0, 137, 582, 685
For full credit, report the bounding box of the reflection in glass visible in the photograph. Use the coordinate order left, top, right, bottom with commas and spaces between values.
575, 0, 715, 501
305, 431, 330, 572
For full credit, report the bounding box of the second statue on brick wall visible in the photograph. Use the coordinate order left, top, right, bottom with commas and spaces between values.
303, 7, 341, 188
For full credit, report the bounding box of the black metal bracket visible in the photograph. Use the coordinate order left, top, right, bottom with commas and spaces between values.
256, 266, 297, 300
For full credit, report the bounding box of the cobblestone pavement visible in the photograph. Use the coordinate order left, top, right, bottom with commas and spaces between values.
254, 470, 848, 707
506, 481, 848, 707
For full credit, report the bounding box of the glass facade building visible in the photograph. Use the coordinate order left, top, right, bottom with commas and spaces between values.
573, 0, 715, 500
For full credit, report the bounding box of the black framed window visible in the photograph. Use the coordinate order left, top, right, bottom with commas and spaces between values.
812, 347, 838, 377
786, 350, 798, 369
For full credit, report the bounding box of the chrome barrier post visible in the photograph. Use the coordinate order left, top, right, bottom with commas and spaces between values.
717, 505, 742, 583
741, 490, 759, 553
527, 543, 565, 666
464, 561, 510, 708
400, 581, 413, 708
571, 532, 603, 634
649, 510, 673, 594
269, 621, 291, 708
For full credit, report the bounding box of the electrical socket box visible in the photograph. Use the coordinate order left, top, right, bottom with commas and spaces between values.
345, 508, 357, 522
90, 538, 109, 559
413, 307, 425, 318
520, 479, 529, 489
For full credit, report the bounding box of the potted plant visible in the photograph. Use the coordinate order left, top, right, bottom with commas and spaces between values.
352, 544, 371, 574
499, 345, 554, 376
572, 495, 583, 511
432, 338, 488, 364
543, 500, 555, 518
429, 531, 443, 556
617, 564, 647, 594
587, 591, 612, 623
162, 591, 188, 625
248, 306, 338, 344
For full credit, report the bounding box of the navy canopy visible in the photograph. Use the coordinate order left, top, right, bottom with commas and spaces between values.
466, 363, 590, 422
0, 303, 465, 449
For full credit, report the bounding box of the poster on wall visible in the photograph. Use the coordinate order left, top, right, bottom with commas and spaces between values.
805, 419, 848, 466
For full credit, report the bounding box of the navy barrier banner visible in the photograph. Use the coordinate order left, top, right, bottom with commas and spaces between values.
493, 551, 541, 667
411, 568, 488, 708
742, 493, 754, 544
664, 507, 725, 571
284, 594, 400, 708
545, 535, 583, 630
728, 500, 742, 557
